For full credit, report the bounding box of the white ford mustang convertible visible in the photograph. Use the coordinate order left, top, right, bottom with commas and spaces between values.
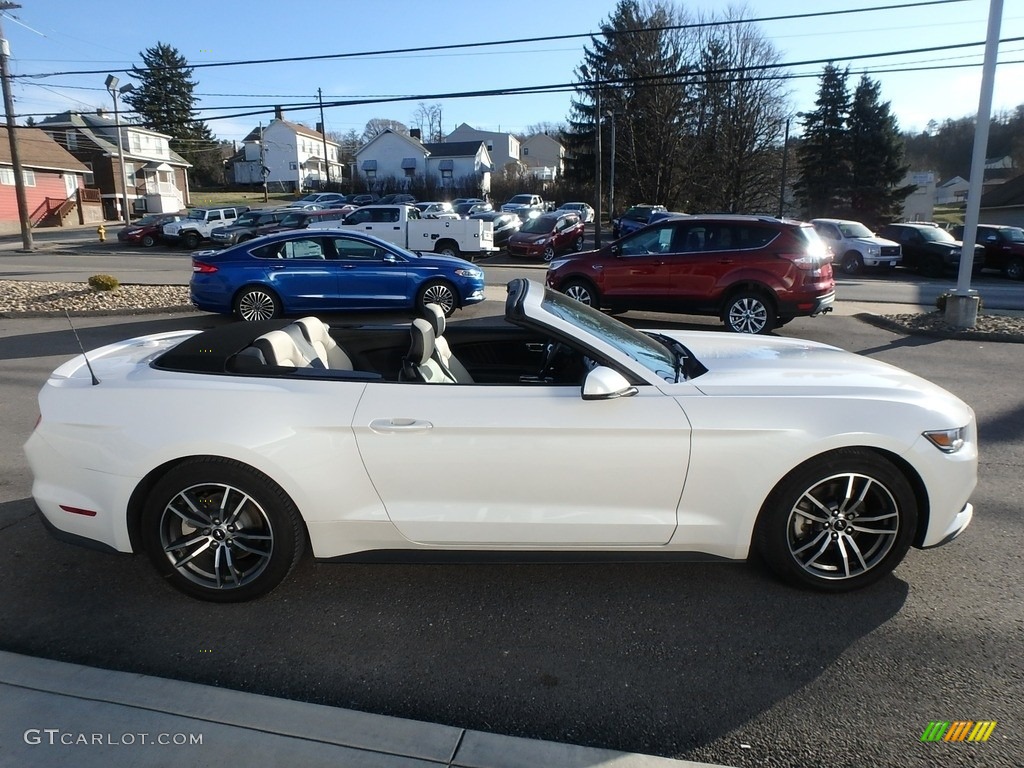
25, 279, 977, 601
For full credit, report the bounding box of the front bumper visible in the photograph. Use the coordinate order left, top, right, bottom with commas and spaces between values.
919, 503, 973, 549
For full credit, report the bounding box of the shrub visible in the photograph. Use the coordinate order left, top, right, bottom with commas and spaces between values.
87, 274, 120, 292
935, 292, 983, 312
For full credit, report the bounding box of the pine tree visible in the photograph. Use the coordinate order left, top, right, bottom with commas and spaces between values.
794, 64, 851, 219
847, 75, 911, 227
121, 42, 222, 186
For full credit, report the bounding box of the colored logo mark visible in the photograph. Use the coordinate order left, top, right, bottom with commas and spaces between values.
921, 721, 997, 742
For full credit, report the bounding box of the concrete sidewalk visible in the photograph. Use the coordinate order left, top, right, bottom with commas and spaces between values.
0, 651, 731, 768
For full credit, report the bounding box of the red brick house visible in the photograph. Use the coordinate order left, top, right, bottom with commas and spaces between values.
0, 126, 95, 234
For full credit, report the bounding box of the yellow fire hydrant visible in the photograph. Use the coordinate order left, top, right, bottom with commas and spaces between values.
97, 224, 106, 242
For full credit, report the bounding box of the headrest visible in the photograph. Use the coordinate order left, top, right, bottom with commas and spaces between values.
408, 318, 435, 366
281, 324, 325, 368
294, 316, 330, 344
423, 303, 445, 338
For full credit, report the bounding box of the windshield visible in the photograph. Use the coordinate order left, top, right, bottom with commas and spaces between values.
540, 288, 681, 382
838, 222, 874, 238
508, 195, 533, 204
1003, 228, 1024, 243
235, 212, 260, 226
920, 227, 956, 244
187, 210, 206, 221
520, 217, 555, 234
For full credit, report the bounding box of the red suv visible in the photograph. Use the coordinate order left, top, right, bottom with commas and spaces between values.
507, 212, 585, 261
545, 214, 835, 333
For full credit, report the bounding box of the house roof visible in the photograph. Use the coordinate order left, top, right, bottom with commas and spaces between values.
0, 126, 89, 173
979, 173, 1024, 209
36, 112, 191, 167
244, 118, 338, 146
354, 128, 427, 157
423, 141, 483, 158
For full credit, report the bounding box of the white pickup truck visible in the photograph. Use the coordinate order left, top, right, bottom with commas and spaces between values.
327, 204, 499, 259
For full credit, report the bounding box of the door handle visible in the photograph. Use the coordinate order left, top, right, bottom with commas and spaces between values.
368, 418, 434, 434
270, 264, 285, 270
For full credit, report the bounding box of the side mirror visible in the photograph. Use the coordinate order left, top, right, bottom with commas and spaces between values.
610, 243, 621, 256
581, 366, 638, 401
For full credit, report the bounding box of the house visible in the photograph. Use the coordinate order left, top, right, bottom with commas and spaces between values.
37, 111, 190, 220
0, 126, 94, 234
936, 176, 969, 205
354, 129, 492, 196
520, 133, 565, 182
900, 171, 936, 222
445, 123, 520, 173
979, 173, 1024, 228
232, 109, 343, 192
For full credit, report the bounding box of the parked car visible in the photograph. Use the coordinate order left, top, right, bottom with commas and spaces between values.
547, 214, 835, 334
284, 202, 325, 211
261, 208, 350, 234
555, 202, 595, 223
414, 201, 459, 219
25, 277, 976, 601
613, 204, 667, 238
470, 211, 521, 248
501, 194, 550, 220
189, 228, 485, 322
294, 192, 347, 207
952, 223, 1024, 279
452, 197, 485, 205
209, 208, 292, 247
163, 207, 250, 249
116, 212, 183, 247
507, 212, 586, 261
376, 193, 418, 205
811, 218, 902, 275
349, 194, 380, 207
877, 223, 985, 277
453, 201, 493, 217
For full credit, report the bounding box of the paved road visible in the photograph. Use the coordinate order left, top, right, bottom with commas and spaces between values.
0, 294, 1020, 767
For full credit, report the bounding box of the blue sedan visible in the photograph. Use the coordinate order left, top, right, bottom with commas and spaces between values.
190, 229, 486, 321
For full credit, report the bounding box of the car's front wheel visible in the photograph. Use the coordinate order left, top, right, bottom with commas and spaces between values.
543, 244, 556, 261
723, 292, 775, 334
234, 286, 281, 321
140, 458, 305, 602
755, 449, 917, 592
561, 279, 600, 309
573, 236, 585, 252
1004, 256, 1024, 280
141, 234, 156, 248
183, 232, 202, 250
419, 279, 457, 317
840, 251, 863, 275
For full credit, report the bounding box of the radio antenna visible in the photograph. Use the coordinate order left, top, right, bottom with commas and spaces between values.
64, 311, 100, 386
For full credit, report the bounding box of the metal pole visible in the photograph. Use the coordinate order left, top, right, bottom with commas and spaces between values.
0, 4, 33, 251
318, 87, 330, 187
106, 79, 132, 226
594, 73, 602, 250
778, 117, 791, 218
947, 0, 1002, 328
607, 112, 615, 225
260, 122, 268, 202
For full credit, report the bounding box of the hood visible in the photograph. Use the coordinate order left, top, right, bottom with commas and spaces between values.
408, 251, 478, 269
511, 232, 551, 244
852, 235, 898, 247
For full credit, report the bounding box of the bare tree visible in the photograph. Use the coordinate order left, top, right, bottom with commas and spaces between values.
411, 103, 444, 142
361, 118, 409, 144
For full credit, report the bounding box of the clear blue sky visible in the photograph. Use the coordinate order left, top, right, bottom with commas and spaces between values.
2, 0, 1021, 145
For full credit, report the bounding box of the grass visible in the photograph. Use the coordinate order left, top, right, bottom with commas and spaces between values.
186, 191, 301, 208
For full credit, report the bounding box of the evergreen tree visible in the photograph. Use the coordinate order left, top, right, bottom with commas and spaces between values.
121, 42, 222, 187
847, 75, 911, 226
794, 63, 851, 219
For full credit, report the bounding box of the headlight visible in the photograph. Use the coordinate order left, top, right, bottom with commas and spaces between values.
866, 245, 880, 256
548, 259, 569, 270
454, 268, 482, 278
924, 427, 966, 453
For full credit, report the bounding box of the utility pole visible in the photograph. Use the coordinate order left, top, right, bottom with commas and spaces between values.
0, 2, 33, 251
259, 122, 268, 202
317, 88, 330, 186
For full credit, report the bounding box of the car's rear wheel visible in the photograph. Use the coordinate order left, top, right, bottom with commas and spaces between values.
562, 279, 600, 309
234, 286, 281, 321
723, 292, 775, 334
435, 240, 460, 258
755, 449, 917, 592
419, 279, 457, 317
140, 458, 305, 602
1004, 256, 1024, 280
141, 234, 156, 248
573, 236, 585, 252
183, 232, 202, 250
543, 244, 556, 261
840, 251, 863, 275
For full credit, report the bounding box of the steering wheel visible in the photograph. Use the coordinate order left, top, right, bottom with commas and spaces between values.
539, 341, 571, 381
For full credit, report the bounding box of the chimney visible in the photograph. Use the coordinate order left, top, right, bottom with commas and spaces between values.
274, 105, 283, 121
410, 128, 421, 141
315, 122, 323, 134
96, 108, 106, 118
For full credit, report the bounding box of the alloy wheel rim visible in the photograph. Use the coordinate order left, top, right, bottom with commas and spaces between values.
565, 285, 592, 304
158, 482, 274, 591
728, 298, 768, 333
786, 472, 899, 580
239, 292, 276, 321
422, 284, 454, 314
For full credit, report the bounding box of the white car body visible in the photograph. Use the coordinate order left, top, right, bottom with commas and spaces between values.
25, 280, 976, 601
556, 202, 595, 223
811, 218, 902, 274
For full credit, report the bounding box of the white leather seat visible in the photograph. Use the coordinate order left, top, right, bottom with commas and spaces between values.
252, 329, 320, 369
401, 319, 456, 383
292, 317, 353, 369
422, 303, 473, 383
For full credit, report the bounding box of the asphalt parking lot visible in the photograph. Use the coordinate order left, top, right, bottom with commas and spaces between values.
0, 292, 1021, 768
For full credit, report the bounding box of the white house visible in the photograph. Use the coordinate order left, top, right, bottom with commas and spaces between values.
935, 176, 969, 205
354, 129, 492, 195
445, 123, 520, 173
234, 109, 343, 191
520, 132, 565, 181
901, 171, 936, 222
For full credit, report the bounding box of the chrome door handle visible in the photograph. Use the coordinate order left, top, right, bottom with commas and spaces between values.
368, 418, 434, 434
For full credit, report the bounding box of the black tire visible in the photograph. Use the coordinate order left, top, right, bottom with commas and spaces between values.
723, 291, 775, 334
542, 244, 556, 262
418, 279, 457, 317
435, 240, 460, 258
238, 235, 253, 244
920, 255, 945, 278
141, 234, 156, 248
573, 236, 585, 252
140, 458, 306, 602
1004, 257, 1024, 280
234, 285, 282, 321
840, 251, 863, 275
754, 449, 917, 592
561, 279, 600, 309
183, 231, 202, 250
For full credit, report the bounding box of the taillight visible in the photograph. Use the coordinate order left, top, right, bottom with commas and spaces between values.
192, 261, 218, 274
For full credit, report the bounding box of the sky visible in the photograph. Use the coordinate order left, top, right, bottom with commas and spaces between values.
1, 0, 1021, 146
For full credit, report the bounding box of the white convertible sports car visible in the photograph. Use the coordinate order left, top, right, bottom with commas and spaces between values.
25, 279, 977, 602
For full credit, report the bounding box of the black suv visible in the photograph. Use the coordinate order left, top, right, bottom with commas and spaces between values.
209, 208, 292, 247
878, 223, 985, 277
953, 224, 1024, 280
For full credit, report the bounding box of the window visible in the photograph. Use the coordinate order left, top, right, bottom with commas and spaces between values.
66, 130, 77, 150
620, 225, 673, 257
252, 238, 326, 260
523, 147, 529, 156
332, 237, 384, 260
289, 162, 298, 170
83, 162, 95, 185
125, 163, 135, 185
3, 168, 37, 186
366, 170, 376, 181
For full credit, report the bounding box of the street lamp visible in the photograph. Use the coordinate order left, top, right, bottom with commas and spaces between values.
105, 74, 135, 226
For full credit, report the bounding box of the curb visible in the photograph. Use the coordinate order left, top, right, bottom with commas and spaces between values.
854, 312, 1024, 344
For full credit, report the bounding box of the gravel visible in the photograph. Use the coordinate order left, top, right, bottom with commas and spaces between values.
2, 278, 1023, 342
